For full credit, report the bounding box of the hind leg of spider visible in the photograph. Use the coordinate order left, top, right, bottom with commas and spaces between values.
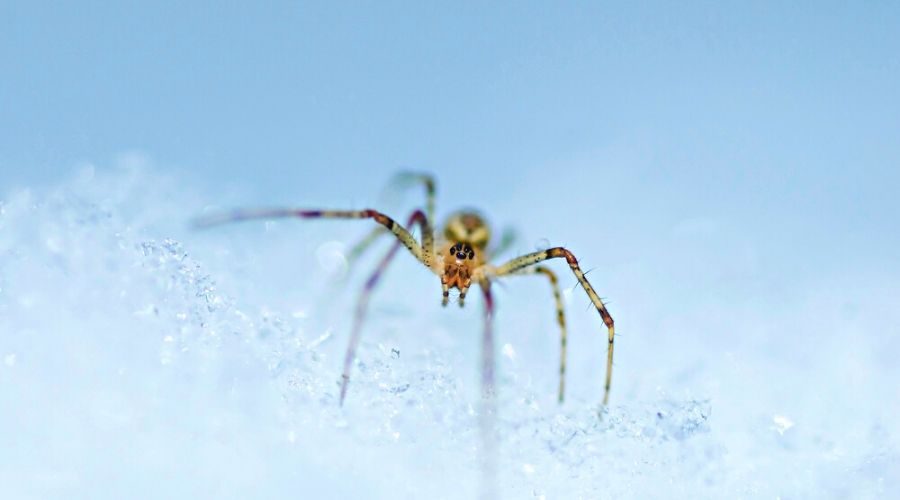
340, 209, 429, 404
344, 172, 437, 269
505, 266, 568, 403
193, 207, 436, 271
491, 247, 615, 405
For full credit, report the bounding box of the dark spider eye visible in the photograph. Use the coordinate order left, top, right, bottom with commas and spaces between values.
467, 251, 475, 260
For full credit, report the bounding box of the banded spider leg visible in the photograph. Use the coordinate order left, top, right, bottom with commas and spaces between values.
491, 247, 615, 405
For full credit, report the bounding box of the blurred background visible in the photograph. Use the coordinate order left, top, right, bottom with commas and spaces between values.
4, 0, 899, 299
1, 1, 899, 498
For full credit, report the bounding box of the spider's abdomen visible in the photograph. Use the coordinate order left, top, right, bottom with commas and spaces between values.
443, 210, 491, 248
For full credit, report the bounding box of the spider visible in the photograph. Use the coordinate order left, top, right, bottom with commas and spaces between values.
194, 173, 616, 406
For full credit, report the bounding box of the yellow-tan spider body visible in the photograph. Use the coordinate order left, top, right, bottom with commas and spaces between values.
195, 174, 615, 407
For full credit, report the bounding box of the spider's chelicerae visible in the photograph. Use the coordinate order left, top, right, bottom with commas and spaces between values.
195, 173, 616, 406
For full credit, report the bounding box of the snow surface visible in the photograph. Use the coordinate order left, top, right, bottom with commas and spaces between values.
1, 166, 898, 499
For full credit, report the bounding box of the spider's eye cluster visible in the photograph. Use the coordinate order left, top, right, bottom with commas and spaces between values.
450, 243, 475, 260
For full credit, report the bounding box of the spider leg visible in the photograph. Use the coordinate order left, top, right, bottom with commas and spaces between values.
504, 266, 568, 403
346, 226, 388, 265
345, 172, 436, 267
396, 171, 436, 226
491, 247, 615, 405
481, 282, 496, 400
458, 284, 470, 308
193, 208, 436, 271
478, 281, 498, 499
340, 209, 429, 404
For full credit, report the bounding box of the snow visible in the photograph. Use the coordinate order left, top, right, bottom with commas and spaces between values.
1, 166, 898, 499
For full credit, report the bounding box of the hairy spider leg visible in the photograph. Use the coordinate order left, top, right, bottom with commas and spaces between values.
492, 247, 615, 405
194, 208, 434, 270
506, 266, 568, 403
340, 209, 431, 404
345, 172, 436, 267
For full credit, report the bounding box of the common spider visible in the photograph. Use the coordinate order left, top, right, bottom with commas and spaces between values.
195, 173, 616, 406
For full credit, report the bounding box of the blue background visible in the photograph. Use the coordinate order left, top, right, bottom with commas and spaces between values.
4, 1, 898, 271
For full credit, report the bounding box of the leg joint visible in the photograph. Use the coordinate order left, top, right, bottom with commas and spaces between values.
547, 247, 578, 265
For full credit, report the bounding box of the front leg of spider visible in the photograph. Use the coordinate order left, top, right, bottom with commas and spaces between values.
340, 209, 432, 405
477, 281, 499, 498
192, 206, 438, 404
345, 172, 437, 269
494, 246, 615, 406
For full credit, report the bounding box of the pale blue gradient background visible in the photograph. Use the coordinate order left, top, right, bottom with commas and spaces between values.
2, 2, 900, 497
3, 1, 898, 300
